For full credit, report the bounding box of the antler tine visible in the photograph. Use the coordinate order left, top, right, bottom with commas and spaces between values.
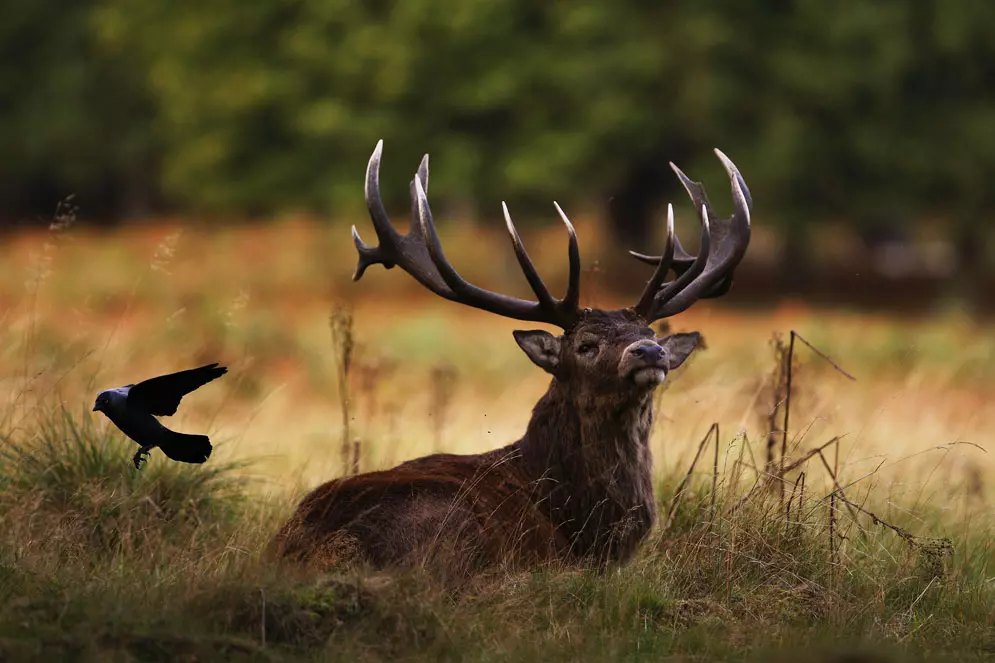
407, 153, 430, 241
353, 141, 454, 296
413, 177, 579, 326
552, 202, 581, 312
628, 149, 752, 322
502, 202, 558, 312
353, 140, 395, 280
653, 204, 711, 309
633, 204, 676, 317
715, 148, 753, 213
413, 176, 497, 309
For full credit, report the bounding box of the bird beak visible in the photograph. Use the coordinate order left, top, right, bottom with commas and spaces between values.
92, 403, 100, 412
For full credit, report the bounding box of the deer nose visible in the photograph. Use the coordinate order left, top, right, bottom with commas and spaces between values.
629, 342, 663, 364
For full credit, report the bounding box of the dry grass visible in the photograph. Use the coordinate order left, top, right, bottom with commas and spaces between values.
0, 216, 993, 660
3, 217, 992, 493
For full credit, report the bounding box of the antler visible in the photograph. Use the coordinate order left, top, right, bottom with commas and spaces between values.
631, 149, 752, 321
352, 140, 582, 329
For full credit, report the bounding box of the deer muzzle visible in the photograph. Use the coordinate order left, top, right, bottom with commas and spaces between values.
621, 340, 668, 387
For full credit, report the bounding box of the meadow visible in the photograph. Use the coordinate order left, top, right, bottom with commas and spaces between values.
0, 213, 993, 662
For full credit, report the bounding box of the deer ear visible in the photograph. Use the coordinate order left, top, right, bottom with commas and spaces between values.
513, 330, 561, 373
659, 332, 701, 370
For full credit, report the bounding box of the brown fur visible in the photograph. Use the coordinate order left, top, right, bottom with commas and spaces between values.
270, 309, 702, 574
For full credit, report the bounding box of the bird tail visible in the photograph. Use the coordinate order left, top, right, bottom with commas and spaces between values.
158, 432, 213, 464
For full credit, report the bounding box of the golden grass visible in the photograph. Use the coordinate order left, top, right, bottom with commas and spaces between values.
2, 216, 993, 512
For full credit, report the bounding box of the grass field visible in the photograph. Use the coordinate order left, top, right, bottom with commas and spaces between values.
0, 216, 993, 661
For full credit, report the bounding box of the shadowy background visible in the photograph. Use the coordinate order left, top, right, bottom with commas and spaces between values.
2, 1, 994, 312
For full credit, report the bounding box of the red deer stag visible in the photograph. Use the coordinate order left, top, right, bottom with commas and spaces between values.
272, 140, 752, 573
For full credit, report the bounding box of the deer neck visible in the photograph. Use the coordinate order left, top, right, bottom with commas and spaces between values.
515, 380, 657, 563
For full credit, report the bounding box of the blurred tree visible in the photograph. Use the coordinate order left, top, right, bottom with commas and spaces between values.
900, 1, 995, 309
0, 0, 158, 224
91, 0, 689, 222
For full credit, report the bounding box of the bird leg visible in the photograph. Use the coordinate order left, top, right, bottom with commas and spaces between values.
133, 446, 153, 470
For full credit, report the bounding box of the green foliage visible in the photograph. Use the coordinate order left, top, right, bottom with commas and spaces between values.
0, 0, 157, 219
6, 1, 995, 235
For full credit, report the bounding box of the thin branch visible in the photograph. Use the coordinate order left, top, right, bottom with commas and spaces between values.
816, 450, 861, 523
663, 423, 718, 533
791, 331, 857, 381
785, 470, 805, 533
727, 435, 844, 515
831, 490, 951, 554
780, 330, 796, 506
710, 423, 720, 524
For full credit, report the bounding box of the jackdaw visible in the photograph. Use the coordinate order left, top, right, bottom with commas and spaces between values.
92, 363, 228, 469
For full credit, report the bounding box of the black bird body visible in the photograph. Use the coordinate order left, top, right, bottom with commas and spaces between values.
93, 363, 227, 468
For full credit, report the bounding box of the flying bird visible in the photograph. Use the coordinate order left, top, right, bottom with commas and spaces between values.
92, 363, 228, 469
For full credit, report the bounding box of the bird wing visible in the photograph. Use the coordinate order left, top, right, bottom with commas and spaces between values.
127, 363, 228, 416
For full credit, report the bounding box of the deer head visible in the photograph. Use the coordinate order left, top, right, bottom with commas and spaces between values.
352, 140, 751, 408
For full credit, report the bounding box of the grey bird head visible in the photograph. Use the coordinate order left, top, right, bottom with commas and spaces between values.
92, 388, 128, 415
